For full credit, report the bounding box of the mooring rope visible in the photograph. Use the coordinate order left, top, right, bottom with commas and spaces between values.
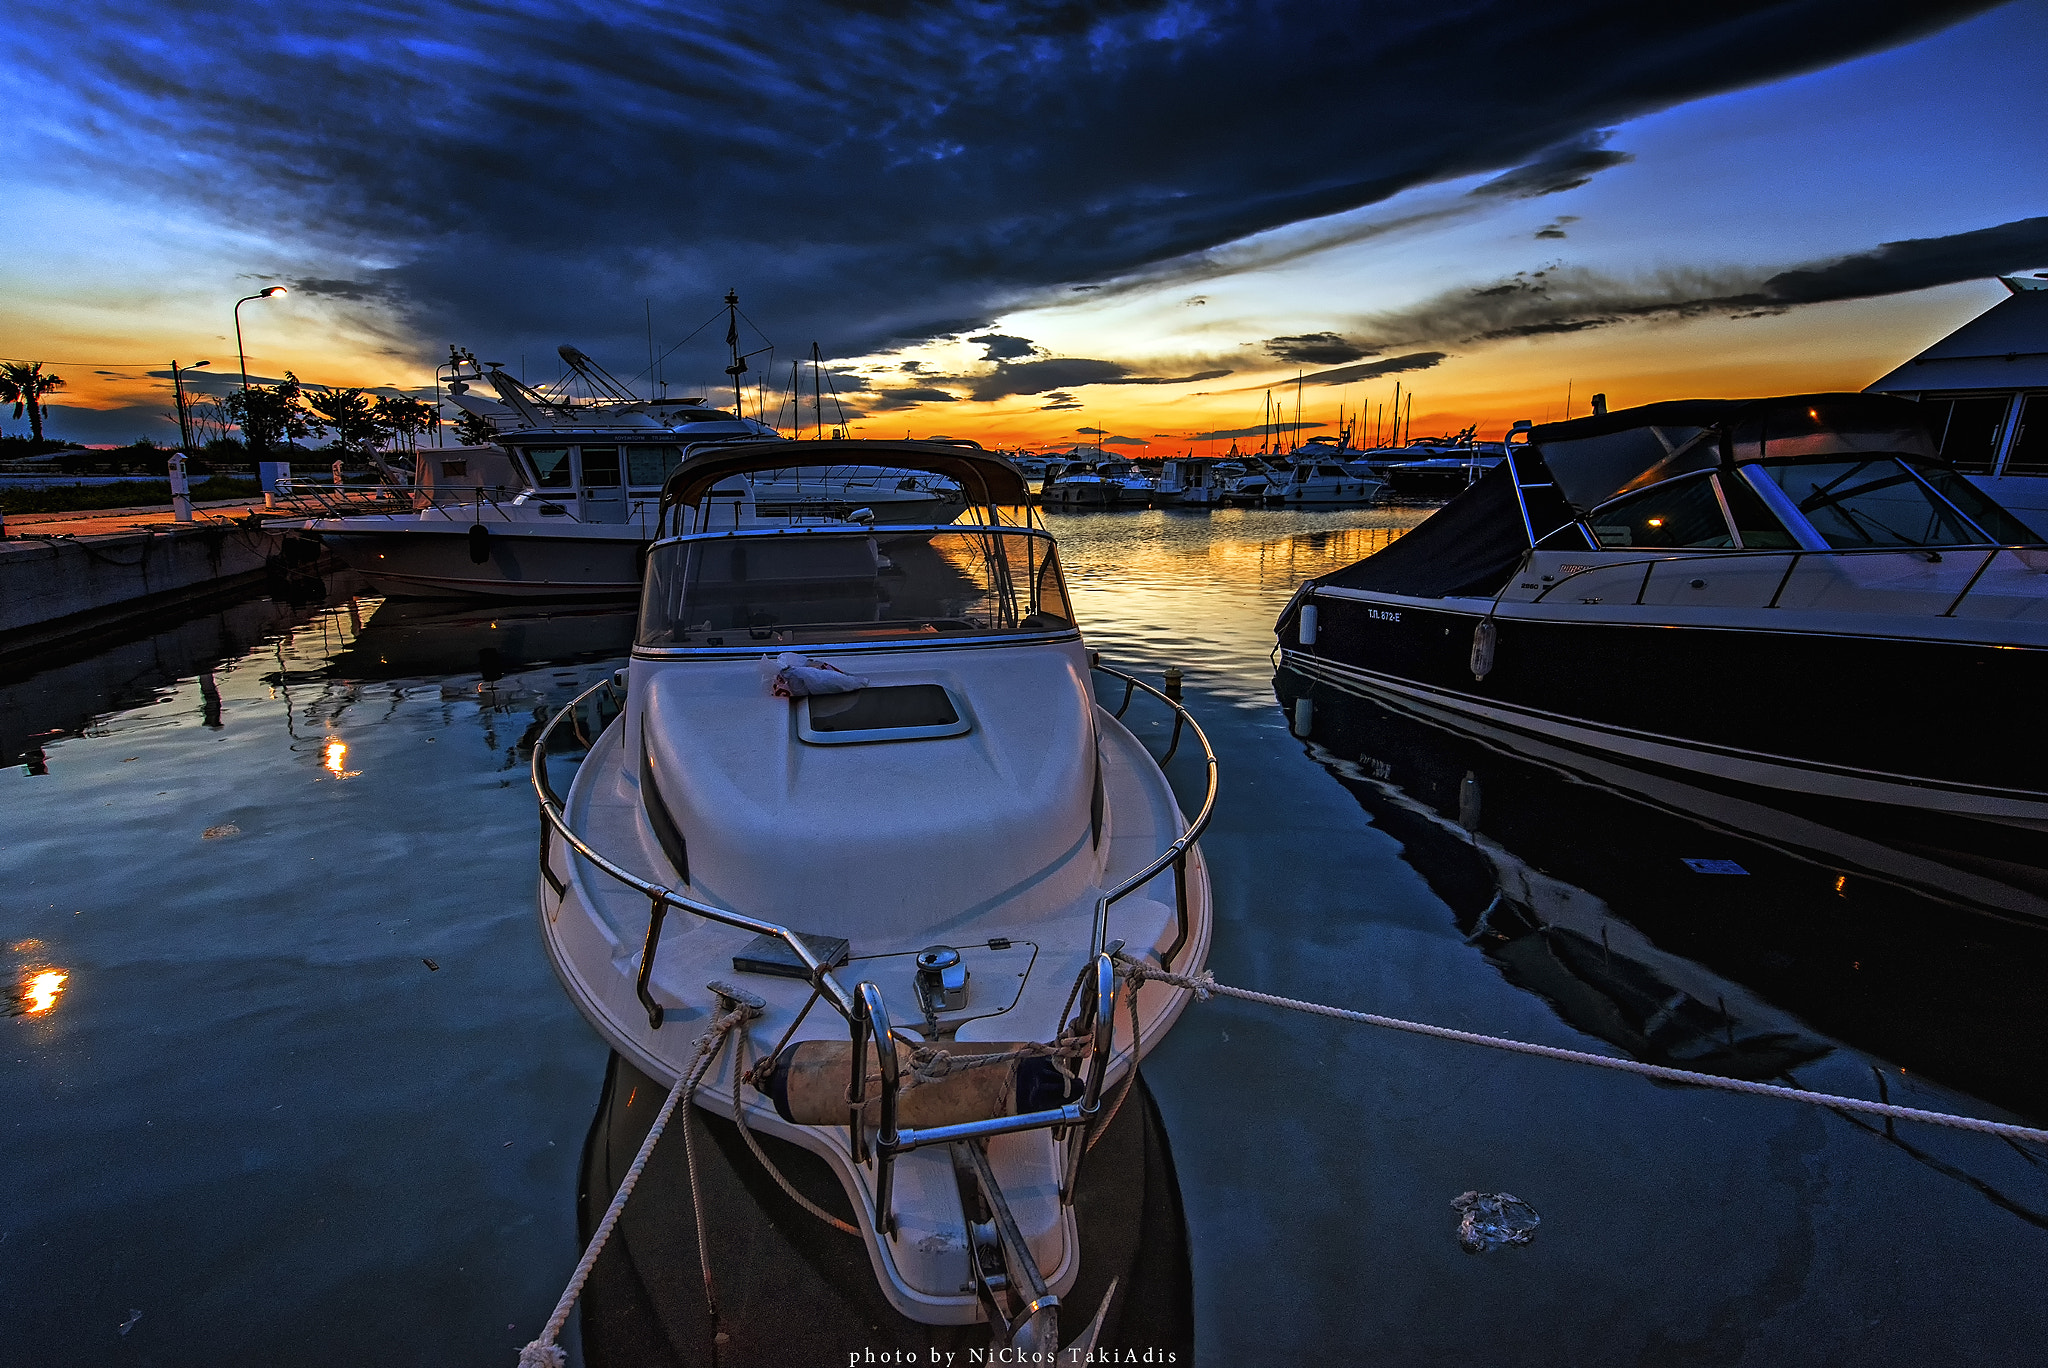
1115, 959, 2048, 1146
517, 1001, 755, 1368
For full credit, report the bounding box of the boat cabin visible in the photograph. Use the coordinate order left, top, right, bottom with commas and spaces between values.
1866, 275, 2048, 536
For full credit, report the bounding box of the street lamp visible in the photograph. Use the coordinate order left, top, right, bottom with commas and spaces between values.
170, 359, 210, 450
233, 285, 288, 506
234, 286, 287, 395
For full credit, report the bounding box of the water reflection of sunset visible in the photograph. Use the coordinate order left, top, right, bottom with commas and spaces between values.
1046, 509, 1425, 704
23, 970, 67, 1015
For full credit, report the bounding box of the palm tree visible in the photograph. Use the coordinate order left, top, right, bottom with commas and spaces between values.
0, 361, 66, 443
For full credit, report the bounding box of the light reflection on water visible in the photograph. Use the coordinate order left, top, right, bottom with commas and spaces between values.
21, 968, 66, 1014
1045, 506, 1427, 704
0, 506, 2043, 1367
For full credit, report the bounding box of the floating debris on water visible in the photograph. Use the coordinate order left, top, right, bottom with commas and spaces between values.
118, 1309, 142, 1336
202, 824, 241, 840
1452, 1191, 1540, 1253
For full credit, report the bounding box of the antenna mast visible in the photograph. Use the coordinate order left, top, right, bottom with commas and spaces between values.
723, 289, 746, 416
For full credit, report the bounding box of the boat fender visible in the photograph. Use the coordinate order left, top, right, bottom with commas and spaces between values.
1298, 603, 1318, 647
467, 521, 490, 565
760, 1040, 1081, 1129
1470, 620, 1496, 681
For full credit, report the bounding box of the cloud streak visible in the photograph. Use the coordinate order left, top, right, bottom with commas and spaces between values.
1353, 215, 2048, 350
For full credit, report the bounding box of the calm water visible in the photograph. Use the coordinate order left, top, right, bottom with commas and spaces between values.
5, 506, 2046, 1366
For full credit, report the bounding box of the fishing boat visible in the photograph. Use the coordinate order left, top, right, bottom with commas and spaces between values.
1275, 392, 2048, 833
532, 438, 1215, 1355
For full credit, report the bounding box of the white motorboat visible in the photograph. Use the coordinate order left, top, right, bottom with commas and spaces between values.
1271, 459, 1386, 505
1039, 459, 1153, 509
304, 325, 963, 598
532, 438, 1215, 1351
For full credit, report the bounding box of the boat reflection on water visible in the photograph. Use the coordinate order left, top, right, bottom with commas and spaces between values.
1273, 666, 2048, 1123
322, 597, 638, 683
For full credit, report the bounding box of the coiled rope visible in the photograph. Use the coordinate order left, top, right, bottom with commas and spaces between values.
1116, 959, 2048, 1147
518, 1000, 756, 1368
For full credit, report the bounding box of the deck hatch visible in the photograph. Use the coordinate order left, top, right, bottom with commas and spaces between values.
798, 684, 970, 744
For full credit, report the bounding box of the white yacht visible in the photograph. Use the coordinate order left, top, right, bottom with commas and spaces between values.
1271, 460, 1386, 505
1866, 273, 2048, 537
304, 339, 961, 598
533, 439, 1215, 1350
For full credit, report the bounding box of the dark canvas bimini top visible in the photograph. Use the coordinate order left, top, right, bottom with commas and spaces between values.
1531, 392, 1935, 515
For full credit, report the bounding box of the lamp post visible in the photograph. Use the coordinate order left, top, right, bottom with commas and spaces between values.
234, 286, 288, 506
170, 359, 210, 450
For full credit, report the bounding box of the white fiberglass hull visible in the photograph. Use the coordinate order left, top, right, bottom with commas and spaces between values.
538, 654, 1211, 1325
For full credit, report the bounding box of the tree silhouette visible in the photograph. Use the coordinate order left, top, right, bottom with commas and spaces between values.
303, 386, 381, 454
0, 361, 66, 442
452, 408, 499, 445
222, 373, 316, 453
373, 395, 439, 452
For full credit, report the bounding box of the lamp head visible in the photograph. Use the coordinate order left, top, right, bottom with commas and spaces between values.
192, 360, 210, 368
261, 286, 287, 298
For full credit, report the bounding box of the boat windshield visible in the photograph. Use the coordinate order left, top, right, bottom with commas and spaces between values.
1753, 457, 2002, 548
637, 528, 1076, 648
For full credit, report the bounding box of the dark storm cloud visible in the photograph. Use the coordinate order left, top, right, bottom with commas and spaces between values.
290, 277, 399, 302
1190, 421, 1330, 440
18, 1, 1996, 376
1361, 215, 2048, 347
970, 335, 1039, 361
1264, 332, 1376, 366
865, 386, 961, 411
1297, 352, 1447, 385
1470, 131, 1634, 199
966, 359, 1231, 401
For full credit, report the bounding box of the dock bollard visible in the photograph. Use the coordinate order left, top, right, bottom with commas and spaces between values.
1163, 666, 1183, 702
169, 452, 193, 523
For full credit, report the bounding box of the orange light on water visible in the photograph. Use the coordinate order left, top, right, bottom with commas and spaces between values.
323, 739, 349, 778
24, 970, 67, 1014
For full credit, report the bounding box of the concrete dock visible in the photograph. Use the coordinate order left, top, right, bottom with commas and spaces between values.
0, 501, 321, 659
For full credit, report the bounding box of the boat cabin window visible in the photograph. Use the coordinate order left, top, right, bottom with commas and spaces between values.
2005, 395, 2048, 477
1754, 458, 1985, 548
580, 446, 621, 486
1920, 396, 2010, 474
1588, 472, 1737, 549
529, 446, 572, 488
628, 444, 686, 489
638, 528, 1076, 648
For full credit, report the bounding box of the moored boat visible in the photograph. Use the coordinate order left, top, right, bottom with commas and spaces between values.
533, 438, 1215, 1354
1275, 393, 2048, 837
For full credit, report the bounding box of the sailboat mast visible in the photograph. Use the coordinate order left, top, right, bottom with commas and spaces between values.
812, 343, 824, 440
724, 289, 745, 416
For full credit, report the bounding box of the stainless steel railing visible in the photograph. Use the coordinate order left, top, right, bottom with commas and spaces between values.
528, 655, 1215, 1235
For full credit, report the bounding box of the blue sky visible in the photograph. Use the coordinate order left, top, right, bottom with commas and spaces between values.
2, 1, 2044, 447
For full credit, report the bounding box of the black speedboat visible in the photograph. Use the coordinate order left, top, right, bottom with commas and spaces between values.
1275, 393, 2048, 833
